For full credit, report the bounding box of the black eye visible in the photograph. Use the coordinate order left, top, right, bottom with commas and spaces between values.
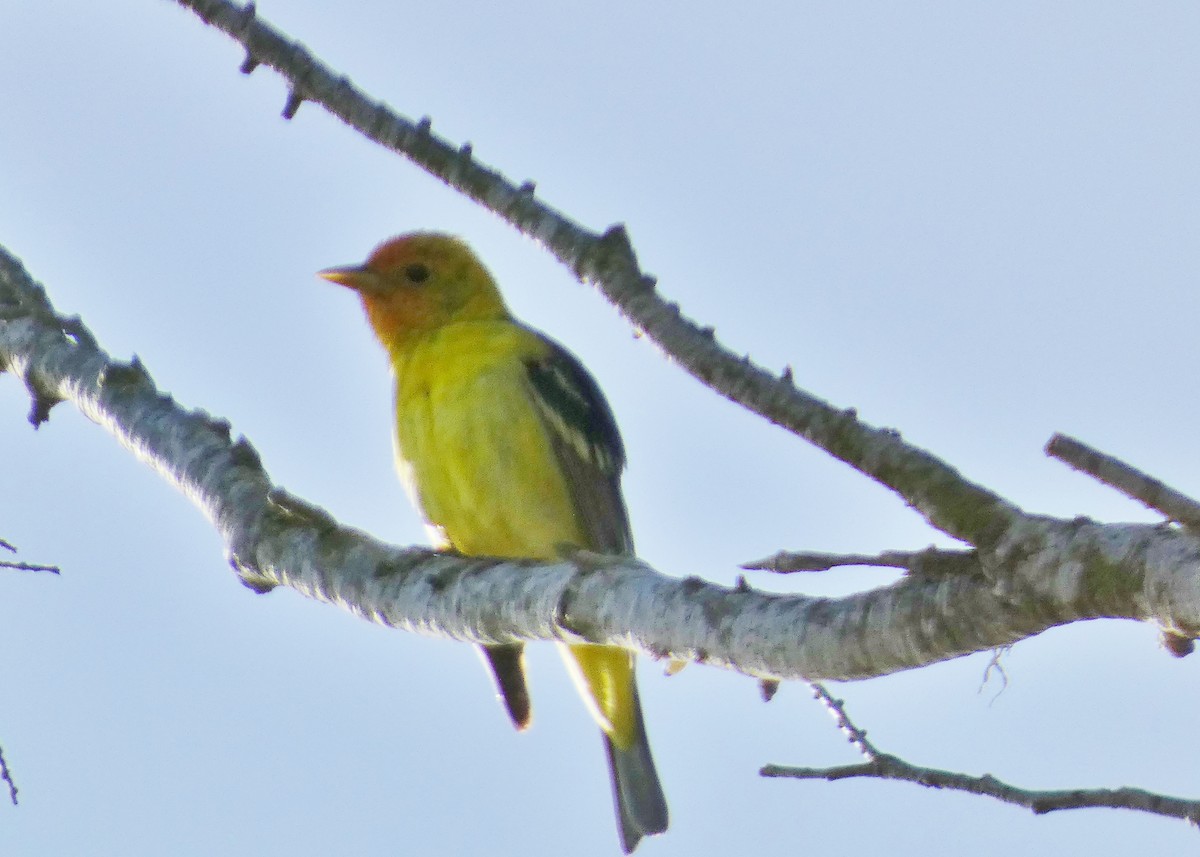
403, 263, 430, 283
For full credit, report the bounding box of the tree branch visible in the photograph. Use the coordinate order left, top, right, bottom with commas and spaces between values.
806, 682, 880, 758
741, 547, 978, 577
0, 539, 58, 573
169, 0, 1017, 549
4, 244, 1200, 682
0, 560, 60, 573
1047, 433, 1200, 530
762, 756, 1200, 825
0, 744, 16, 806
761, 682, 1200, 826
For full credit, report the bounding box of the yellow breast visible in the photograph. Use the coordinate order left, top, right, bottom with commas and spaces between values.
392, 321, 585, 559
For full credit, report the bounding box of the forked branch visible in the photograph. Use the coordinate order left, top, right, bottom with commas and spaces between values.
762, 684, 1200, 828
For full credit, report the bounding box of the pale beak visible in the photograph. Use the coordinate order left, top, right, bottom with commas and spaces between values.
317, 265, 386, 295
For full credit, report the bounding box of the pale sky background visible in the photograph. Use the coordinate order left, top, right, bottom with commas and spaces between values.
2, 2, 1199, 855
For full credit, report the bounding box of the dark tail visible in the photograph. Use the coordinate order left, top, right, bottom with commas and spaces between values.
604, 685, 669, 853
480, 643, 532, 730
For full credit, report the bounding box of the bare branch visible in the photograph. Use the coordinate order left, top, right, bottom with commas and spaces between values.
744, 550, 911, 572
169, 0, 1016, 548
0, 744, 17, 806
1047, 433, 1200, 529
979, 647, 1012, 698
0, 560, 59, 574
5, 243, 1200, 681
808, 682, 879, 758
762, 754, 1200, 827
765, 683, 1200, 826
0, 539, 59, 573
742, 548, 977, 576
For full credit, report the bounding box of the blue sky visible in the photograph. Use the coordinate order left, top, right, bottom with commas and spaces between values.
2, 2, 1199, 855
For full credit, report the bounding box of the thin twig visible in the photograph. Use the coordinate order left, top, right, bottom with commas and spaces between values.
979, 646, 1011, 702
1047, 433, 1200, 530
743, 550, 912, 572
0, 538, 59, 573
809, 682, 879, 758
0, 560, 59, 573
742, 548, 977, 577
0, 744, 17, 806
762, 754, 1200, 827
770, 683, 1200, 826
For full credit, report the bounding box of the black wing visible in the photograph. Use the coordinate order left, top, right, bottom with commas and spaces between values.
523, 332, 633, 556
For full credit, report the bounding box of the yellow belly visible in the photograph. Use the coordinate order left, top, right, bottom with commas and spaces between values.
391, 321, 636, 745
393, 322, 584, 559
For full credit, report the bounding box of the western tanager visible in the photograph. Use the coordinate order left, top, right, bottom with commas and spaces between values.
319, 233, 668, 852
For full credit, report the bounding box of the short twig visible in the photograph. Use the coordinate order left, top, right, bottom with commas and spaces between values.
979, 646, 1011, 702
0, 560, 60, 573
742, 550, 909, 573
809, 681, 879, 759
743, 548, 977, 578
1046, 433, 1200, 530
0, 744, 17, 805
0, 539, 59, 573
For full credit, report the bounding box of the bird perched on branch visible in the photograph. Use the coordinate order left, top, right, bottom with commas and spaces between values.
319, 233, 668, 852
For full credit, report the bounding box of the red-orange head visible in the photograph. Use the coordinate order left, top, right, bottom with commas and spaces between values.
318, 233, 509, 352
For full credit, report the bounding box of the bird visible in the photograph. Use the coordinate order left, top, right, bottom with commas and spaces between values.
318, 233, 668, 852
